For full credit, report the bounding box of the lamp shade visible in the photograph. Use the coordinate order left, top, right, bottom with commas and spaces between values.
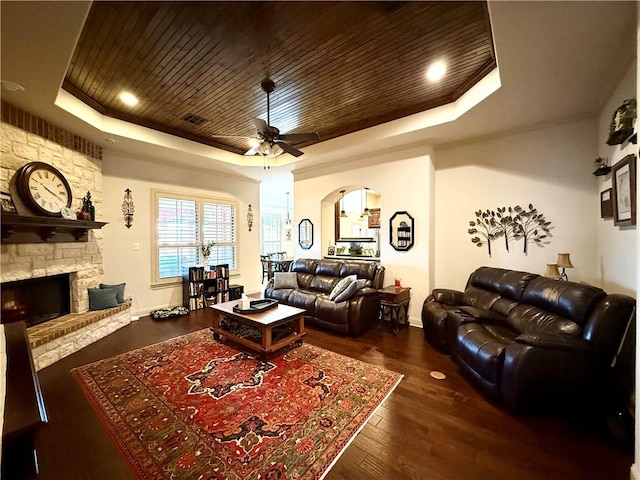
556, 253, 573, 268
544, 263, 561, 279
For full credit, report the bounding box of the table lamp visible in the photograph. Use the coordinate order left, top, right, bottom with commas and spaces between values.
556, 253, 573, 281
544, 263, 561, 280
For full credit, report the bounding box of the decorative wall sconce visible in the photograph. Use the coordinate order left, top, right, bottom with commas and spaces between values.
122, 188, 134, 228
247, 204, 254, 232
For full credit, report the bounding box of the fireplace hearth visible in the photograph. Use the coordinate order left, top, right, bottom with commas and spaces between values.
1, 274, 71, 328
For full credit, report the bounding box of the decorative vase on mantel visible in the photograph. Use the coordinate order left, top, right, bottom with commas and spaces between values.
202, 257, 209, 266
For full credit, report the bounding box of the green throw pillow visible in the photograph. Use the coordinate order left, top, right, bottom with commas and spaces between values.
88, 287, 119, 311
100, 283, 126, 303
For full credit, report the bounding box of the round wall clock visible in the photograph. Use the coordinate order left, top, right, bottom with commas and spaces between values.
15, 162, 73, 216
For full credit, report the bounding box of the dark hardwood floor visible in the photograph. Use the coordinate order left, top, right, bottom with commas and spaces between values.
9, 310, 633, 479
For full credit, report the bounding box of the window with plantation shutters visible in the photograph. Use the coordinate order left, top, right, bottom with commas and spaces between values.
261, 215, 281, 254
152, 190, 238, 285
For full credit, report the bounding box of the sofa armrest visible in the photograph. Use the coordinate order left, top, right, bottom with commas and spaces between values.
515, 332, 593, 353
431, 289, 463, 306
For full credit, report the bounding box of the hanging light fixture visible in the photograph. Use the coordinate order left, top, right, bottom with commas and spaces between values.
362, 187, 370, 217
339, 190, 348, 218
284, 192, 292, 240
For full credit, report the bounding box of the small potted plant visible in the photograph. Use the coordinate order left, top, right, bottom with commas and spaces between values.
200, 241, 215, 264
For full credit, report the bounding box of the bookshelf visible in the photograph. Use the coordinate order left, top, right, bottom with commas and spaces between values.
183, 264, 234, 311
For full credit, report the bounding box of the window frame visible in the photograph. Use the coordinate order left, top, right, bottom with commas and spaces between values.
260, 214, 282, 255
151, 189, 239, 287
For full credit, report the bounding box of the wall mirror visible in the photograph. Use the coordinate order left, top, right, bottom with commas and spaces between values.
298, 218, 313, 249
390, 211, 414, 251
334, 188, 381, 242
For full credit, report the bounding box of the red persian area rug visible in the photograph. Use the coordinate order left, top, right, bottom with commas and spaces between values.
72, 329, 403, 479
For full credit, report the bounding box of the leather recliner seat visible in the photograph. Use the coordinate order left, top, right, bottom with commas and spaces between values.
422, 267, 636, 413
264, 258, 385, 335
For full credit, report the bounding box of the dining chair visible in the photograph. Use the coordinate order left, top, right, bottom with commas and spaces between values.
260, 255, 272, 283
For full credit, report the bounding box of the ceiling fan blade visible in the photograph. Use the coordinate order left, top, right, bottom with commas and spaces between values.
278, 132, 319, 143
244, 147, 258, 156
276, 141, 304, 157
251, 117, 271, 136
211, 134, 253, 139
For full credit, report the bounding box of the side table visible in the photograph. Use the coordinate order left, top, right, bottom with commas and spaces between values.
378, 285, 411, 335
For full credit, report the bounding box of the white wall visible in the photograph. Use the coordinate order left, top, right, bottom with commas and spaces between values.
596, 60, 638, 296
434, 118, 602, 291
101, 153, 261, 316
294, 145, 435, 326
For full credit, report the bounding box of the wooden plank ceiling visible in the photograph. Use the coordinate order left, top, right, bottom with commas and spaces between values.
63, 1, 495, 155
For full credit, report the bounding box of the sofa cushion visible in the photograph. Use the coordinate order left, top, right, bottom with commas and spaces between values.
462, 286, 500, 311
329, 274, 357, 300
334, 278, 368, 302
309, 275, 340, 294
507, 304, 581, 336
340, 261, 377, 281
273, 272, 299, 289
316, 260, 343, 277
291, 258, 318, 274
522, 277, 605, 325
286, 289, 320, 312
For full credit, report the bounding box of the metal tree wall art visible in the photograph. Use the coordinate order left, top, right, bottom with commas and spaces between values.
468, 210, 500, 257
468, 204, 552, 256
512, 204, 552, 254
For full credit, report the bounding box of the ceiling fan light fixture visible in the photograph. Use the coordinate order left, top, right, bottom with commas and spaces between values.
248, 137, 261, 149
256, 141, 283, 157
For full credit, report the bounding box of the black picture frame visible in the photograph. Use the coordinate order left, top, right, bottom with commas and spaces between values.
612, 154, 636, 226
600, 188, 613, 219
298, 218, 313, 249
389, 211, 414, 251
0, 191, 17, 213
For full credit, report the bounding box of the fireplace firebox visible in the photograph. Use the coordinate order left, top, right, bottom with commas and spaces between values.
1, 274, 71, 327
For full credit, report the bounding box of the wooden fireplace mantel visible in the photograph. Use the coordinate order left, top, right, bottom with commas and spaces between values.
1, 214, 107, 244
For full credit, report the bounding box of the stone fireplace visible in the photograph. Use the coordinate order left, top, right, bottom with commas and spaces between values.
1, 103, 131, 370
1, 273, 71, 327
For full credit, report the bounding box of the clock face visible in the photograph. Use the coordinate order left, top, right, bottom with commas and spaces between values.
16, 162, 73, 216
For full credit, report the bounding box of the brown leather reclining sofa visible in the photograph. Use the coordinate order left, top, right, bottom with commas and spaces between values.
264, 258, 385, 335
422, 266, 635, 413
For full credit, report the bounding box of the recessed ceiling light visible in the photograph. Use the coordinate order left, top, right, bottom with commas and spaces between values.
119, 91, 139, 107
426, 61, 447, 82
1, 81, 25, 92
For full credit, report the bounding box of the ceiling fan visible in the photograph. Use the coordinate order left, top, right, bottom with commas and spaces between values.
212, 79, 319, 161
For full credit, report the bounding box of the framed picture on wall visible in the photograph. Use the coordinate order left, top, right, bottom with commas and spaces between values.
612, 154, 636, 226
600, 188, 613, 218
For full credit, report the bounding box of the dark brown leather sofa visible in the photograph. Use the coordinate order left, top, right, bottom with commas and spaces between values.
422, 266, 636, 413
264, 258, 385, 335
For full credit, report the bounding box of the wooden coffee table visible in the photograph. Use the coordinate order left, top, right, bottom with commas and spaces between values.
210, 300, 306, 358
